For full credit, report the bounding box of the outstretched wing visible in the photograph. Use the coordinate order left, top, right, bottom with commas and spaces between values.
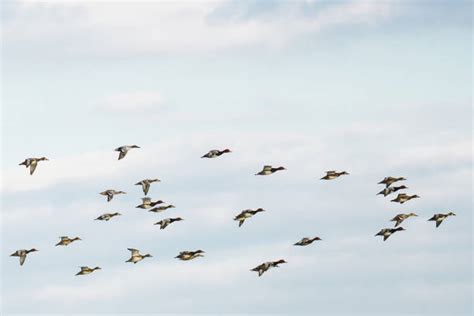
19, 254, 26, 266
143, 182, 150, 195
128, 248, 140, 256
118, 150, 127, 160
29, 161, 38, 175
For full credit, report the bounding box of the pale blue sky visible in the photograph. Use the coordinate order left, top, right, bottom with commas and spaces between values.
1, 0, 472, 315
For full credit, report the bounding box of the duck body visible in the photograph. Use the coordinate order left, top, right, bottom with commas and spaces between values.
175, 250, 205, 261
391, 193, 420, 204
390, 213, 417, 227
255, 165, 286, 176
56, 236, 81, 246
294, 237, 322, 246
100, 189, 126, 202
76, 266, 101, 276
201, 149, 231, 158
95, 212, 121, 221
375, 227, 405, 241
251, 259, 286, 277
136, 197, 164, 209
428, 212, 456, 227
148, 204, 175, 213
126, 248, 152, 264
378, 176, 406, 188
115, 145, 140, 160
234, 208, 265, 227
10, 248, 38, 266
154, 217, 183, 229
377, 185, 408, 197
320, 170, 349, 180
19, 157, 48, 175
135, 179, 160, 195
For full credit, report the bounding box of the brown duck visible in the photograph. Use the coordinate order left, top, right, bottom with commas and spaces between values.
390, 213, 417, 227
320, 170, 349, 180
56, 236, 81, 246
99, 189, 126, 202
251, 259, 286, 277
19, 157, 48, 175
428, 212, 456, 228
391, 193, 420, 204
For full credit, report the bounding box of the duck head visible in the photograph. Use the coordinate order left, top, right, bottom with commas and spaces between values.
447, 212, 456, 216
73, 237, 82, 241
28, 248, 39, 253
398, 177, 407, 181
276, 166, 286, 171
222, 149, 232, 153
408, 213, 418, 217
411, 195, 420, 199
395, 227, 406, 232
143, 254, 153, 258
256, 208, 265, 212
175, 217, 184, 221
113, 212, 122, 216
275, 259, 287, 265
340, 171, 349, 175
131, 145, 140, 148
195, 250, 205, 254
40, 157, 49, 161
313, 237, 322, 241
93, 266, 102, 271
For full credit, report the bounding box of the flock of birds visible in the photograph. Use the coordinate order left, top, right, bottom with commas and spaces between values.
11, 145, 456, 277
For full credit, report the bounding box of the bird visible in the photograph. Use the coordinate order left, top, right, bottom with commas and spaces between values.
390, 213, 418, 227
95, 212, 121, 221
126, 248, 152, 264
136, 197, 164, 209
294, 237, 322, 246
255, 165, 286, 176
375, 227, 405, 241
377, 185, 408, 197
75, 266, 101, 276
115, 145, 140, 160
19, 157, 48, 175
99, 189, 126, 202
148, 204, 175, 213
154, 217, 183, 229
234, 208, 265, 227
175, 250, 205, 261
201, 149, 232, 158
320, 170, 349, 180
10, 248, 38, 266
55, 236, 81, 246
378, 176, 406, 188
428, 212, 456, 228
391, 193, 420, 204
135, 179, 160, 196
251, 259, 286, 277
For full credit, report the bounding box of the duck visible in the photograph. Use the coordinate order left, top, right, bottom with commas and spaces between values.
320, 170, 349, 180
378, 176, 406, 188
75, 266, 101, 276
95, 212, 121, 221
126, 248, 152, 264
251, 259, 286, 277
201, 149, 232, 158
294, 237, 322, 246
234, 208, 265, 227
135, 179, 160, 196
99, 189, 126, 202
255, 165, 286, 176
391, 193, 420, 204
154, 217, 183, 229
10, 248, 38, 266
19, 157, 48, 175
390, 213, 418, 227
428, 212, 456, 228
115, 145, 140, 160
175, 250, 205, 261
136, 197, 164, 209
375, 227, 405, 241
377, 185, 408, 197
148, 204, 175, 213
56, 236, 81, 246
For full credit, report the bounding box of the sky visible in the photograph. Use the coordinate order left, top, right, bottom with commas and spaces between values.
1, 0, 472, 315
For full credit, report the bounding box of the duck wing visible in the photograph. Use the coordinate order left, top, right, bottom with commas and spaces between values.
29, 160, 38, 175
127, 248, 140, 256
19, 254, 27, 266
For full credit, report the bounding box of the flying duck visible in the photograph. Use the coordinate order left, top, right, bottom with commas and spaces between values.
75, 266, 101, 276
95, 212, 121, 221
255, 165, 286, 176
320, 170, 349, 180
10, 248, 38, 266
126, 248, 152, 264
294, 237, 322, 246
99, 189, 126, 202
135, 179, 160, 196
234, 208, 265, 227
154, 217, 183, 229
136, 197, 164, 209
201, 149, 232, 158
390, 213, 418, 227
377, 185, 408, 197
378, 176, 406, 188
251, 259, 286, 277
56, 236, 81, 246
428, 212, 456, 228
19, 157, 48, 175
115, 145, 140, 160
148, 204, 175, 213
375, 227, 405, 241
175, 250, 205, 261
391, 193, 420, 204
